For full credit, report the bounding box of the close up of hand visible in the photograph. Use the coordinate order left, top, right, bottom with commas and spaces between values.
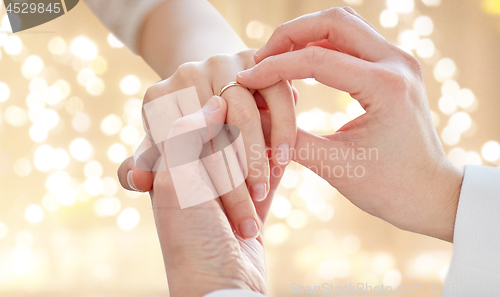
237, 7, 465, 243
148, 96, 274, 297
2, 0, 497, 294
118, 50, 297, 239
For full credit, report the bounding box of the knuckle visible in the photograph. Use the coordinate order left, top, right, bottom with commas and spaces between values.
225, 191, 251, 211
323, 6, 350, 21
392, 46, 423, 74
266, 55, 281, 76
143, 82, 165, 103
374, 66, 410, 96
170, 116, 192, 131
175, 61, 200, 81
247, 144, 269, 174
275, 23, 287, 37
404, 53, 423, 74
264, 80, 291, 97
206, 54, 231, 68
237, 50, 256, 68
306, 46, 329, 66
279, 116, 297, 131
342, 5, 354, 12
228, 103, 258, 126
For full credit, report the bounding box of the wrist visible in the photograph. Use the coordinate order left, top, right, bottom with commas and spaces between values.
163, 245, 257, 297
167, 267, 251, 297
398, 158, 464, 242
428, 160, 464, 242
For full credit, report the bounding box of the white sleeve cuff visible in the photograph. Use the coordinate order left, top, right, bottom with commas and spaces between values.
442, 165, 500, 296
83, 0, 166, 54
203, 289, 266, 297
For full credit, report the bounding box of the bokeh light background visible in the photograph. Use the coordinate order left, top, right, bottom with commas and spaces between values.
0, 0, 500, 296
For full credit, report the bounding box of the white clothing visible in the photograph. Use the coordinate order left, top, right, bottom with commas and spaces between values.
84, 0, 166, 53
207, 165, 500, 297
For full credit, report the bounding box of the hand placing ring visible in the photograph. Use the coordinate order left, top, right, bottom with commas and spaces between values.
218, 81, 249, 96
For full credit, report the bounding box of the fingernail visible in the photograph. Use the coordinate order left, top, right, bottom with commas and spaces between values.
250, 183, 267, 201
276, 143, 290, 165
239, 219, 259, 239
237, 69, 251, 80
254, 49, 261, 59
127, 170, 139, 191
204, 96, 222, 111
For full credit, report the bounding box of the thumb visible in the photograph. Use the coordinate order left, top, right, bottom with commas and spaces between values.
164, 96, 228, 170
202, 95, 227, 121
259, 110, 343, 171
117, 156, 154, 192
164, 95, 228, 170
293, 128, 349, 175
201, 95, 228, 141
118, 96, 227, 193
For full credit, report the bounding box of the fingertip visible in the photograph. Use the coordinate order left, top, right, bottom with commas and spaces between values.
238, 219, 260, 239
216, 95, 228, 110
203, 96, 227, 127
249, 183, 268, 202
203, 95, 223, 111
274, 143, 291, 166
254, 48, 262, 63
126, 168, 153, 193
132, 168, 154, 192
236, 69, 251, 83
118, 157, 137, 191
127, 170, 139, 191
117, 155, 154, 193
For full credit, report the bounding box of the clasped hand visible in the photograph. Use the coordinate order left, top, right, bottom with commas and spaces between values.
115, 50, 296, 296
117, 7, 465, 297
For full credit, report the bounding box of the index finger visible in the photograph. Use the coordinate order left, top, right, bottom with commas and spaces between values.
238, 46, 379, 103
254, 7, 389, 64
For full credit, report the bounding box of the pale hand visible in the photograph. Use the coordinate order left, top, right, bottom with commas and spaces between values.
238, 7, 464, 242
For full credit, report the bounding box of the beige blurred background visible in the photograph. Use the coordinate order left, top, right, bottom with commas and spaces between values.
0, 0, 500, 296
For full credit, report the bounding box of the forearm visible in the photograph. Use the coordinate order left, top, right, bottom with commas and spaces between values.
138, 0, 248, 79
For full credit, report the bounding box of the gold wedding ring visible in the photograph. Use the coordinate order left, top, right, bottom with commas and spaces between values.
218, 81, 249, 96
